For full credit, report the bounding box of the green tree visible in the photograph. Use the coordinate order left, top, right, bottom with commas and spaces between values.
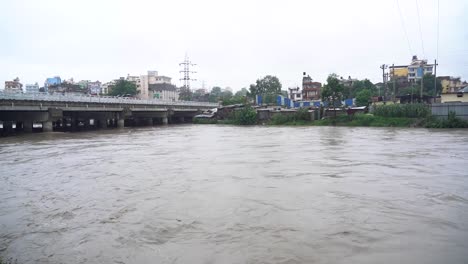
221, 90, 233, 100
399, 85, 419, 96
179, 86, 193, 101
222, 96, 246, 106
208, 86, 222, 102
193, 89, 209, 102
355, 89, 372, 107
249, 75, 282, 104
235, 88, 248, 97
321, 74, 344, 108
422, 73, 442, 96
347, 79, 377, 98
109, 80, 137, 96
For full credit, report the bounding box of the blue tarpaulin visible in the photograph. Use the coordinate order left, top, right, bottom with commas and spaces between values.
256, 95, 262, 105
276, 95, 283, 106
417, 67, 424, 77
345, 98, 353, 106
314, 101, 321, 107
294, 102, 300, 108
303, 102, 310, 107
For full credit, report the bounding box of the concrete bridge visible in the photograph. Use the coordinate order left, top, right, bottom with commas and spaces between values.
0, 93, 218, 135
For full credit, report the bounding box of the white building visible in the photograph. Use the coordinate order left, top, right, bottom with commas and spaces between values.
137, 71, 174, 99
149, 83, 179, 101
25, 82, 40, 93
4, 78, 23, 93
408, 55, 433, 83
139, 75, 149, 99
101, 81, 115, 95
288, 87, 302, 101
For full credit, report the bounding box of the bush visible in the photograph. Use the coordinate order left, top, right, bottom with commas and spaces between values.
230, 106, 258, 125
373, 103, 430, 118
269, 108, 310, 125
425, 112, 468, 128
312, 114, 415, 127
355, 89, 372, 107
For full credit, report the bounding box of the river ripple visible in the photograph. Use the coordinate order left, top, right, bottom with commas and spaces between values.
1, 125, 467, 263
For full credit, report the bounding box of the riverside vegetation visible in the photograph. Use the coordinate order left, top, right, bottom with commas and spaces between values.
194, 104, 468, 128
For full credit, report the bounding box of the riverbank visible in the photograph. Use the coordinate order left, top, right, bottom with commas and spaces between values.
195, 114, 468, 128
271, 114, 421, 127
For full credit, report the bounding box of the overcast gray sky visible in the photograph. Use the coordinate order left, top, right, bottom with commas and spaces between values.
1, 0, 467, 91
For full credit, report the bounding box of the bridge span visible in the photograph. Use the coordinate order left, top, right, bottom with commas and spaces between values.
0, 93, 218, 135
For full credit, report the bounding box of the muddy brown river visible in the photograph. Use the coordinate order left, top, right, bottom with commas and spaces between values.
1, 125, 467, 263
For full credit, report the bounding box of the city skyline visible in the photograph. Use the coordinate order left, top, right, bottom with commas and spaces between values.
1, 0, 467, 91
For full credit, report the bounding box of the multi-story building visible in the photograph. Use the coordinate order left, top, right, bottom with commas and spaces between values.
407, 56, 433, 83
138, 71, 174, 99
149, 83, 179, 101
101, 81, 114, 95
149, 75, 171, 85
44, 76, 61, 92
339, 76, 359, 99
339, 76, 358, 88
4, 78, 23, 93
77, 80, 90, 90
126, 75, 141, 91
288, 87, 302, 101
389, 67, 410, 88
139, 75, 149, 99
88, 81, 102, 95
438, 76, 464, 93
25, 82, 40, 93
48, 81, 85, 95
389, 56, 434, 84
302, 72, 322, 100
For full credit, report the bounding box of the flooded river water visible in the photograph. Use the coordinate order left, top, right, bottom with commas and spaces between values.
1, 125, 467, 263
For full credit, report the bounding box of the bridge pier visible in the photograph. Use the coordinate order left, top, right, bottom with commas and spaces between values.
117, 118, 125, 128
15, 122, 22, 132
162, 117, 168, 125
145, 118, 154, 126
99, 119, 108, 129
43, 120, 53, 132
23, 121, 33, 133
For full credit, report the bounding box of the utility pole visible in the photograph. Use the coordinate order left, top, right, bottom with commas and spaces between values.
179, 54, 197, 90
434, 59, 438, 96
420, 66, 424, 102
380, 64, 388, 100
392, 64, 396, 102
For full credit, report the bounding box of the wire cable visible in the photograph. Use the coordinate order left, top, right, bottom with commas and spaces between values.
415, 0, 425, 58
395, 0, 413, 56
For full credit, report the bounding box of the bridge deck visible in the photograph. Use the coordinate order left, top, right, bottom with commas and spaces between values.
0, 93, 218, 108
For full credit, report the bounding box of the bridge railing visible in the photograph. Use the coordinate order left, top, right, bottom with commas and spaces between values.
0, 92, 219, 108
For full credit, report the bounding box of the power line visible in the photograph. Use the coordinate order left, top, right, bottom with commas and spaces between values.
395, 0, 413, 56
415, 0, 425, 57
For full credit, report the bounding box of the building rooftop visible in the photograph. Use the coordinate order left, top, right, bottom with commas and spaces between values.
149, 83, 177, 91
